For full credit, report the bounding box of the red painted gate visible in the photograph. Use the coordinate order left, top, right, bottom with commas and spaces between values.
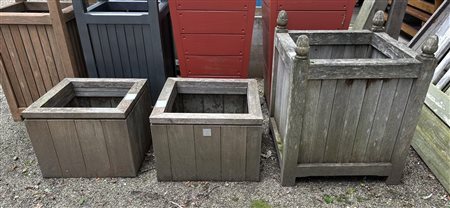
170, 0, 256, 78
263, 0, 356, 97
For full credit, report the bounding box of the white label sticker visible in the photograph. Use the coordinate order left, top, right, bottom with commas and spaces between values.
124, 94, 137, 100
203, 128, 212, 137
155, 100, 167, 108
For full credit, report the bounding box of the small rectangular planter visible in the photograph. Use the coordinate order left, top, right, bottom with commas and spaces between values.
0, 0, 86, 121
169, 0, 256, 78
22, 78, 152, 178
269, 13, 439, 186
150, 78, 263, 181
262, 1, 355, 101
72, 0, 175, 104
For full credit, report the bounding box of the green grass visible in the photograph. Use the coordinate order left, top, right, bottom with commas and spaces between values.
251, 199, 271, 208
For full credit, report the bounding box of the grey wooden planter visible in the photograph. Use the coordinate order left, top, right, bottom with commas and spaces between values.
72, 0, 175, 104
150, 78, 263, 181
269, 11, 439, 186
22, 78, 152, 178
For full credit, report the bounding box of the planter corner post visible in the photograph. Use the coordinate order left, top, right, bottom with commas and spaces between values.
386, 35, 439, 184
280, 35, 310, 186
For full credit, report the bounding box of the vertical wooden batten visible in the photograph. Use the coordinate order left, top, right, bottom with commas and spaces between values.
47, 0, 78, 78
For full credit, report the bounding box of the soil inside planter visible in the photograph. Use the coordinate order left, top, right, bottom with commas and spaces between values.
169, 93, 249, 114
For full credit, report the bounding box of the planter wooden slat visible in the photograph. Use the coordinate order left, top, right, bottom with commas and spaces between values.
269, 11, 439, 186
150, 78, 263, 181
22, 78, 151, 178
73, 0, 175, 104
0, 1, 86, 121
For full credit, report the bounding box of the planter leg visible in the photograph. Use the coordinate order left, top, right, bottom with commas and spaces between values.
281, 176, 296, 187
386, 172, 403, 185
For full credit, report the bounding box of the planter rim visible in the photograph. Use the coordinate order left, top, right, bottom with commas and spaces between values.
0, 2, 75, 25
150, 78, 263, 125
281, 30, 419, 59
22, 78, 148, 119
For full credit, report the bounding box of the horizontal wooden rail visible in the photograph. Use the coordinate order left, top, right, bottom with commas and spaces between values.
308, 59, 421, 79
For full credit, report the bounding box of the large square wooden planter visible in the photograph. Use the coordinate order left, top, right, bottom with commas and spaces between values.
72, 0, 175, 104
0, 0, 86, 121
22, 78, 152, 178
169, 0, 256, 78
269, 12, 439, 186
150, 78, 263, 181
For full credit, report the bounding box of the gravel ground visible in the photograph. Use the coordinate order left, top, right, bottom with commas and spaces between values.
1, 82, 449, 208
0, 0, 448, 207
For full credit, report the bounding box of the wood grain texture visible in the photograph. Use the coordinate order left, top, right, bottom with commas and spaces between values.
75, 120, 111, 177
25, 120, 62, 177
151, 125, 173, 181
47, 120, 87, 177
167, 125, 197, 181
246, 126, 262, 181
412, 106, 450, 193
194, 126, 221, 180
221, 126, 247, 181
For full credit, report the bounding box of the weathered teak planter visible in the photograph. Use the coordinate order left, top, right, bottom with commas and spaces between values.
269, 11, 439, 186
0, 0, 86, 121
169, 0, 256, 78
263, 0, 356, 100
150, 78, 263, 181
22, 78, 151, 178
72, 0, 175, 104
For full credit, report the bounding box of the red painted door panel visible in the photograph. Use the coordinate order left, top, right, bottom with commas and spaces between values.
170, 0, 255, 78
182, 34, 245, 55
178, 11, 249, 34
287, 11, 347, 30
185, 56, 243, 77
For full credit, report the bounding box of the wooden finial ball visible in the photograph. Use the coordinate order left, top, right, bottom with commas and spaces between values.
277, 10, 288, 29
295, 35, 310, 58
371, 10, 385, 32
421, 35, 439, 57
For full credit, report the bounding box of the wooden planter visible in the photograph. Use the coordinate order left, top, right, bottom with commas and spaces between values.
269, 11, 439, 186
22, 78, 151, 178
262, 0, 356, 100
0, 0, 86, 121
169, 0, 256, 78
72, 0, 175, 104
150, 78, 263, 181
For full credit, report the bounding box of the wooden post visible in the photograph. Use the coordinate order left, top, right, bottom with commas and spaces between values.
281, 35, 310, 186
385, 0, 408, 39
269, 10, 288, 116
352, 0, 388, 30
47, 0, 78, 77
386, 35, 439, 184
